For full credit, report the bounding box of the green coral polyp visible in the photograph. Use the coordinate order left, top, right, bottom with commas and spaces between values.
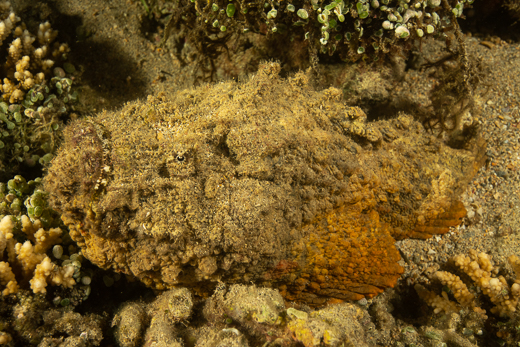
297, 9, 308, 19
157, 0, 474, 82
325, 2, 338, 11
356, 1, 370, 19
226, 3, 235, 17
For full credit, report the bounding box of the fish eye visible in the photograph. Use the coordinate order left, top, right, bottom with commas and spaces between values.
176, 155, 185, 162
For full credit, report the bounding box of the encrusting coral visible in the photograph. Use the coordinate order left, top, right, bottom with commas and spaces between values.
415, 250, 520, 319
0, 1, 62, 103
44, 61, 485, 306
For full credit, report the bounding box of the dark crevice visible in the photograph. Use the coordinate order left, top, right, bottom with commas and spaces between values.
461, 1, 520, 41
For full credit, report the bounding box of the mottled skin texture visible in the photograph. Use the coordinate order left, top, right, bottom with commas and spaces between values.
45, 63, 484, 305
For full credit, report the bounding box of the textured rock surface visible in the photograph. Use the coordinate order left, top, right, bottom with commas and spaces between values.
44, 62, 484, 305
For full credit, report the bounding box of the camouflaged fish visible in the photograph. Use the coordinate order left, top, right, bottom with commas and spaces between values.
45, 63, 484, 305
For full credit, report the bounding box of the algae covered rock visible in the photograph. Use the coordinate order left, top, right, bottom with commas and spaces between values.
195, 327, 250, 347
111, 288, 192, 347
203, 284, 285, 326
112, 302, 148, 347
286, 304, 373, 347
201, 283, 373, 346
44, 62, 484, 305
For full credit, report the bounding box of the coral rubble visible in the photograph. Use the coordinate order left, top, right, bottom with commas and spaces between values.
45, 62, 484, 305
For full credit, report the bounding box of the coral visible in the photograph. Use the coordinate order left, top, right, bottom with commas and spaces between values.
416, 250, 520, 319
286, 305, 364, 347
0, 214, 75, 295
160, 0, 475, 81
112, 288, 191, 347
38, 311, 104, 346
0, 174, 83, 296
0, 174, 93, 298
0, 173, 100, 345
151, 287, 194, 322
45, 62, 484, 305
144, 288, 193, 346
0, 175, 59, 229
143, 316, 184, 347
0, 175, 88, 296
0, 1, 79, 180
453, 251, 520, 317
0, 261, 17, 295
415, 282, 463, 316
113, 288, 193, 347
6, 293, 105, 346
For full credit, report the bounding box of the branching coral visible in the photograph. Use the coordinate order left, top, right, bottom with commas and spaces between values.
416, 250, 520, 319
0, 214, 75, 295
0, 1, 79, 179
0, 175, 59, 229
0, 175, 81, 296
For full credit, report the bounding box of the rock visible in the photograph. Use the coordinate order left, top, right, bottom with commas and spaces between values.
203, 284, 285, 326
112, 302, 147, 347
195, 327, 249, 347
149, 287, 193, 323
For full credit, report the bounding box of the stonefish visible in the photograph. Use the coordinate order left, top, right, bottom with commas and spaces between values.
45, 63, 483, 305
